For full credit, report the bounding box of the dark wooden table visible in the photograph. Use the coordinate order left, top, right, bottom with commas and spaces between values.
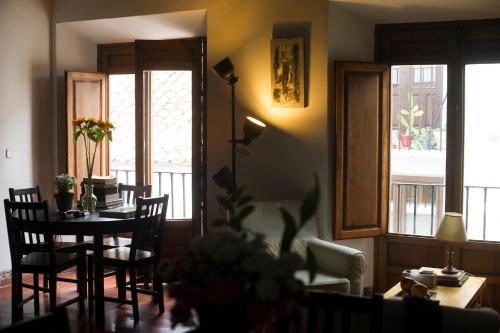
47, 212, 137, 327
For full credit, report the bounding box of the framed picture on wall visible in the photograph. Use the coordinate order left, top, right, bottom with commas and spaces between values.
270, 37, 304, 108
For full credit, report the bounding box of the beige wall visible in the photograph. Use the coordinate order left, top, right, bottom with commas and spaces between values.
0, 0, 52, 271
52, 0, 330, 232
328, 3, 375, 287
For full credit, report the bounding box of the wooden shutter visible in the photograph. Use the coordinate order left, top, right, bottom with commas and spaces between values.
333, 62, 390, 240
66, 71, 109, 198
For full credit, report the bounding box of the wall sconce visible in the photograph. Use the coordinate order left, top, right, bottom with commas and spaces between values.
211, 57, 266, 193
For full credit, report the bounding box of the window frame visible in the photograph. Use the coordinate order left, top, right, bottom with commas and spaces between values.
375, 19, 500, 240
97, 38, 207, 235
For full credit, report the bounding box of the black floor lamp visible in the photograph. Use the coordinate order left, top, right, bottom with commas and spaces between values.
211, 57, 266, 193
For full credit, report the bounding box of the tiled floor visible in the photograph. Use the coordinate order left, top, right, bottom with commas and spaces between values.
0, 271, 193, 332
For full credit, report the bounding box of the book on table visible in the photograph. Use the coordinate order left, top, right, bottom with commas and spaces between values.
99, 205, 137, 218
82, 176, 117, 185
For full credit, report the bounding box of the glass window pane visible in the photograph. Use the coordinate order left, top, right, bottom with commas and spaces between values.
463, 64, 500, 241
389, 65, 447, 236
150, 70, 192, 219
109, 74, 136, 185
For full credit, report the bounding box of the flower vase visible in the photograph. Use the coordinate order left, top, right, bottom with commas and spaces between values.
81, 183, 97, 212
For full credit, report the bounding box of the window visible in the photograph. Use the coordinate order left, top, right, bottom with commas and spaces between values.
389, 65, 447, 236
377, 19, 500, 242
463, 63, 500, 241
97, 39, 205, 225
392, 66, 400, 85
413, 66, 436, 84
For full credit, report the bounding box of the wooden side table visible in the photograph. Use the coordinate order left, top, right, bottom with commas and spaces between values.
384, 272, 486, 309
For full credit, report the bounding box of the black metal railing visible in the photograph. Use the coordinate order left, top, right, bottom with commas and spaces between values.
110, 168, 191, 219
391, 182, 499, 241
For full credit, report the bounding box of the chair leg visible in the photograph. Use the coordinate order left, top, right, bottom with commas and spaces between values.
87, 256, 94, 317
153, 266, 164, 314
11, 271, 22, 323
43, 273, 49, 293
33, 273, 40, 316
76, 258, 86, 316
129, 268, 139, 323
116, 268, 126, 301
49, 273, 57, 312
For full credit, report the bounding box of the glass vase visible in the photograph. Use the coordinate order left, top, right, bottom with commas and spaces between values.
81, 184, 97, 212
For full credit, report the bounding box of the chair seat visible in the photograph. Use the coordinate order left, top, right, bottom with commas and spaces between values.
54, 241, 92, 253
103, 237, 132, 248
100, 247, 155, 266
294, 270, 351, 293
19, 252, 83, 272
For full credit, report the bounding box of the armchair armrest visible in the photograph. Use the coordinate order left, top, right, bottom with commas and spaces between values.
307, 238, 367, 295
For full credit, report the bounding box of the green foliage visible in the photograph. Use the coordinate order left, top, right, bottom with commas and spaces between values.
400, 93, 424, 135
54, 174, 76, 193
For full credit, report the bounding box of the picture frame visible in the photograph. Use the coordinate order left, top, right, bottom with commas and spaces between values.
270, 37, 304, 108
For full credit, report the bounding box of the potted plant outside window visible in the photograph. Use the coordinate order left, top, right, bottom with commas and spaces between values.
400, 93, 424, 148
54, 174, 76, 212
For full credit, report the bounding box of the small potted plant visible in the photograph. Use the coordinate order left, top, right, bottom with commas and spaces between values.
399, 93, 424, 148
54, 174, 76, 212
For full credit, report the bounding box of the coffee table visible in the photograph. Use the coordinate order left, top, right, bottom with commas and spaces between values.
384, 269, 486, 309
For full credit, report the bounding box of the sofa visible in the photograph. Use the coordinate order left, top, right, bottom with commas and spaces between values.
243, 200, 367, 296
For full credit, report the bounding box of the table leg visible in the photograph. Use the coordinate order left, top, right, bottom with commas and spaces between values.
94, 233, 105, 327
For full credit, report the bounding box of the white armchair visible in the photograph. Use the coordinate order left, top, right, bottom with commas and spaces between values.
243, 200, 367, 295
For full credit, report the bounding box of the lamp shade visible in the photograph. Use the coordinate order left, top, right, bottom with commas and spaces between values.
241, 116, 266, 145
435, 212, 467, 243
212, 57, 238, 84
212, 166, 236, 194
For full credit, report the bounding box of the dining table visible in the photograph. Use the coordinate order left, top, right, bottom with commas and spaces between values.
46, 210, 137, 327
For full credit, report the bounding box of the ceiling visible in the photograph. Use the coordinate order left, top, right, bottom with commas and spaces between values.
330, 0, 500, 23
58, 10, 207, 44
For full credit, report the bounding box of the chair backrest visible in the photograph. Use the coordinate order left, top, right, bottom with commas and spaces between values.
3, 199, 54, 269
0, 306, 71, 333
118, 183, 152, 204
129, 195, 168, 263
9, 186, 42, 203
301, 291, 383, 333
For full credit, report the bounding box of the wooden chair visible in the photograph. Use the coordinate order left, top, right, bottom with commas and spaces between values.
8, 187, 42, 203
4, 200, 87, 322
102, 183, 152, 249
0, 306, 71, 333
118, 183, 152, 204
275, 291, 383, 333
88, 195, 168, 323
9, 187, 90, 292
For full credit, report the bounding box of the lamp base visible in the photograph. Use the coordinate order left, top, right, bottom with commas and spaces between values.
441, 266, 459, 275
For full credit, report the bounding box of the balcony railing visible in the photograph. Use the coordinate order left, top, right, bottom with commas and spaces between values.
390, 182, 499, 241
110, 168, 192, 220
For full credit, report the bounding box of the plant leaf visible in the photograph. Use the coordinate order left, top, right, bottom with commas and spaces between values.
306, 247, 317, 283
231, 185, 246, 202
399, 116, 409, 128
237, 205, 255, 222
216, 196, 233, 211
237, 195, 253, 207
299, 175, 320, 226
400, 109, 409, 115
412, 104, 419, 112
279, 207, 297, 254
413, 110, 424, 117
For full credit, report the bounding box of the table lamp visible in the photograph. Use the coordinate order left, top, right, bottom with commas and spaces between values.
435, 212, 467, 275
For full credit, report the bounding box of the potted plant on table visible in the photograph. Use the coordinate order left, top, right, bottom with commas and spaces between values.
54, 174, 76, 212
72, 117, 114, 212
399, 93, 424, 148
